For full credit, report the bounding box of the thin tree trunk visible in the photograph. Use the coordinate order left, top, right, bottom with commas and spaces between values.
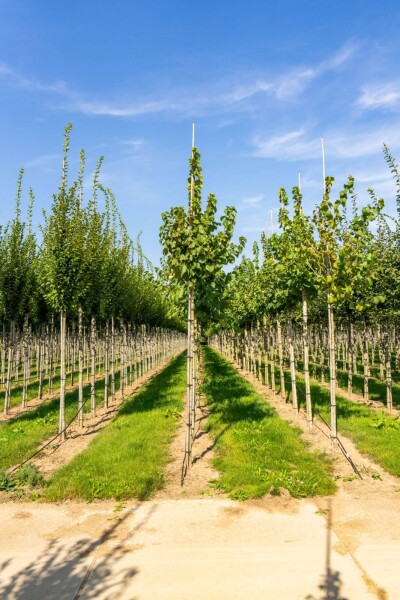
347, 317, 353, 397
362, 317, 369, 402
59, 311, 66, 439
1, 324, 5, 389
78, 306, 84, 427
327, 300, 337, 443
185, 286, 194, 471
4, 321, 15, 415
288, 317, 298, 411
104, 320, 109, 409
302, 290, 312, 429
90, 316, 96, 416
277, 318, 285, 400
111, 315, 116, 400
385, 327, 393, 412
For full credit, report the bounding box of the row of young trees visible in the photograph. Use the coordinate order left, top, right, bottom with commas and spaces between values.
0, 125, 184, 435
210, 146, 400, 443
160, 130, 245, 474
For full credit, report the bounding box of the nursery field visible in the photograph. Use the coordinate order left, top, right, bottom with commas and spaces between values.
1, 129, 400, 598
0, 345, 399, 599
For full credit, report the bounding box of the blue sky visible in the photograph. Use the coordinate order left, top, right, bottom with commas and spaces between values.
1, 1, 400, 264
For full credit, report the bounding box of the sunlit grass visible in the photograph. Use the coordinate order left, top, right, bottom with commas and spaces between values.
202, 347, 336, 500
44, 353, 186, 501
275, 366, 400, 478
0, 366, 124, 472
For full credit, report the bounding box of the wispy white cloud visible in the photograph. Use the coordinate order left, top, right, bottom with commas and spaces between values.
0, 41, 357, 119
223, 80, 273, 103
240, 193, 264, 206
251, 128, 320, 160
272, 42, 357, 100
67, 99, 175, 117
0, 61, 67, 94
250, 122, 400, 161
121, 138, 145, 148
25, 152, 61, 170
353, 169, 393, 184
328, 126, 400, 158
357, 82, 400, 109
224, 42, 357, 104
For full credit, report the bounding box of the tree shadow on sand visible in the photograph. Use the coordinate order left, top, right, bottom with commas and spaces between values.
0, 503, 158, 600
305, 499, 348, 600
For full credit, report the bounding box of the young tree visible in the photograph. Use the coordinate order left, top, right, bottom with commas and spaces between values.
37, 124, 87, 437
160, 143, 245, 472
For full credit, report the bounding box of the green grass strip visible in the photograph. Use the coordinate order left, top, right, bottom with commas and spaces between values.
0, 359, 123, 411
43, 353, 186, 501
202, 347, 336, 500
0, 368, 125, 472
281, 372, 400, 478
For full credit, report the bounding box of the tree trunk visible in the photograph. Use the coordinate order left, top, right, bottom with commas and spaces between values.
104, 320, 109, 409
90, 316, 96, 416
362, 317, 369, 402
78, 306, 84, 427
111, 315, 116, 400
4, 321, 15, 415
185, 286, 194, 471
288, 317, 298, 411
327, 300, 337, 442
347, 317, 353, 397
59, 311, 66, 439
277, 318, 285, 400
302, 290, 312, 429
385, 326, 393, 412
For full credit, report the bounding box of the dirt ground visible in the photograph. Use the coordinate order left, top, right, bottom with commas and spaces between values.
0, 356, 399, 598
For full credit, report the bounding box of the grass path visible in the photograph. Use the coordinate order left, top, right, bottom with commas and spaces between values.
44, 353, 187, 501
202, 347, 336, 500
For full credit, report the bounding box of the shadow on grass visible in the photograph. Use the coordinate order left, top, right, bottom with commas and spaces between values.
203, 349, 274, 424
297, 359, 400, 409
0, 368, 128, 471
192, 425, 229, 465
118, 354, 186, 417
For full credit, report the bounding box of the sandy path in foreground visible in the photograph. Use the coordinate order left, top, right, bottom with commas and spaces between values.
0, 497, 385, 600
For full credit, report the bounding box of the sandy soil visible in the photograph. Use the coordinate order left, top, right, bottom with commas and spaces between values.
154, 390, 222, 500
0, 353, 399, 598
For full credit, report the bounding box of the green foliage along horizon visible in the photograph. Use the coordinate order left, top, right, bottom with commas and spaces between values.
0, 124, 184, 332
